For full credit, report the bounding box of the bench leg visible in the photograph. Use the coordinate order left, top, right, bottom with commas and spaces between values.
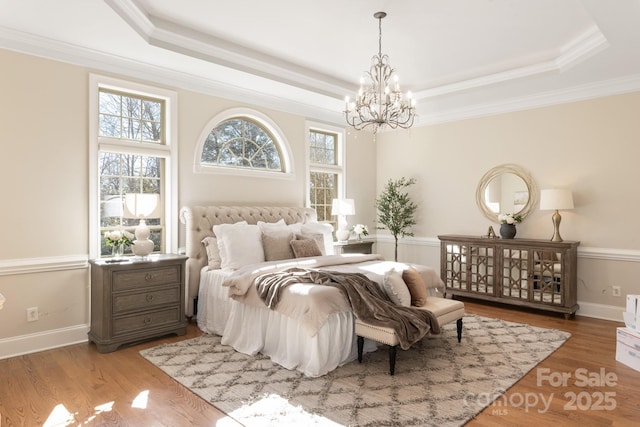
456, 318, 463, 343
389, 345, 397, 375
357, 336, 364, 363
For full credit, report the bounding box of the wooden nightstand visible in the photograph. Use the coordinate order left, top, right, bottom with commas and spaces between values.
89, 254, 188, 353
334, 240, 375, 254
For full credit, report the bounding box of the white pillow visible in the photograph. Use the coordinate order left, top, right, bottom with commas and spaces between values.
383, 269, 411, 307
213, 222, 264, 270
257, 219, 304, 237
201, 236, 221, 270
301, 222, 334, 255
257, 219, 286, 231
212, 220, 247, 233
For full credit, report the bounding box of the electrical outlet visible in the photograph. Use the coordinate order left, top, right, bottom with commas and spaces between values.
612, 286, 621, 297
27, 307, 39, 322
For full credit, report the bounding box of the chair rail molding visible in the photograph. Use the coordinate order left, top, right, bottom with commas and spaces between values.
0, 255, 88, 276
375, 235, 640, 263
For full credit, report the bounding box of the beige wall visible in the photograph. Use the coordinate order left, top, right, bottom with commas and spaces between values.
375, 92, 640, 312
0, 49, 377, 356
1, 47, 636, 357
177, 91, 306, 207
1, 50, 89, 259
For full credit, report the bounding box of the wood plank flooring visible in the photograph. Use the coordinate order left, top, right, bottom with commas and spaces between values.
1, 300, 638, 426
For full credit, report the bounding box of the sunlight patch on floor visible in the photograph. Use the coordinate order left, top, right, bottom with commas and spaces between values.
228, 393, 341, 426
43, 400, 115, 426
131, 390, 149, 409
43, 404, 75, 427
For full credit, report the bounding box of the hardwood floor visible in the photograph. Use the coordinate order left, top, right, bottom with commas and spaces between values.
1, 301, 638, 426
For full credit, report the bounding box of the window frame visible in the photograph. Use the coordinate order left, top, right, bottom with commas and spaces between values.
89, 74, 178, 259
194, 107, 294, 179
305, 121, 346, 225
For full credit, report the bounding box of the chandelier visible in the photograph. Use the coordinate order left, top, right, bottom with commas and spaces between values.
344, 11, 416, 133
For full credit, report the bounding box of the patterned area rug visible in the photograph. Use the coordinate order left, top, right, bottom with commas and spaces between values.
140, 315, 570, 426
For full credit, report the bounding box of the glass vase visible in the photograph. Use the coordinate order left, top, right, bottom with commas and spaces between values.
112, 244, 125, 259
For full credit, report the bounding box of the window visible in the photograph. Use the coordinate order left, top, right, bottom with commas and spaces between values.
195, 108, 293, 178
306, 123, 345, 227
89, 75, 178, 258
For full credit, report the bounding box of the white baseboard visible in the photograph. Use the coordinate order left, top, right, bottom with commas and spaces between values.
576, 301, 625, 323
0, 324, 89, 360
0, 304, 623, 360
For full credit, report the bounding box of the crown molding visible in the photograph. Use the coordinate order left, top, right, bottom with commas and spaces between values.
416, 73, 640, 126
0, 26, 344, 125
105, 0, 353, 99
107, 0, 611, 106
2, 24, 639, 130
414, 25, 609, 99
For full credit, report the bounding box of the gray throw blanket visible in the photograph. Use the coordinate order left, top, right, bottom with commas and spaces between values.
255, 267, 440, 350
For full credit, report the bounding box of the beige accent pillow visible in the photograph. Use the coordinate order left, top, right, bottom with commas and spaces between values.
201, 236, 221, 270
383, 269, 411, 307
402, 267, 428, 306
296, 233, 326, 255
262, 230, 295, 261
300, 222, 334, 255
290, 238, 323, 258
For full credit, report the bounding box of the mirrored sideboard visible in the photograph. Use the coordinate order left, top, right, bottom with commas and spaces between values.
438, 234, 579, 318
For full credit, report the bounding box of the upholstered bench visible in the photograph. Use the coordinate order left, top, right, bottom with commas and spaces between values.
355, 297, 465, 375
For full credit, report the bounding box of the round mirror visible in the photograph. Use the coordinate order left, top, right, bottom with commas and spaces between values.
475, 164, 538, 223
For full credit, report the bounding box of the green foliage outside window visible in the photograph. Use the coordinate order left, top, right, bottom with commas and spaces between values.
201, 118, 282, 171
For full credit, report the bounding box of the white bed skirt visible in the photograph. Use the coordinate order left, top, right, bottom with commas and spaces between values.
222, 305, 359, 377
197, 268, 232, 336
196, 267, 376, 377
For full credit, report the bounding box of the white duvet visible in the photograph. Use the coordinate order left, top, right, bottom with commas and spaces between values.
223, 254, 444, 336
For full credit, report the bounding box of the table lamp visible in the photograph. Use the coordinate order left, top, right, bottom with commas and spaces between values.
124, 193, 161, 256
539, 189, 574, 242
331, 198, 355, 242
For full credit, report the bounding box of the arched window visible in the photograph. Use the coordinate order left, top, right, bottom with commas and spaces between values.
195, 108, 293, 177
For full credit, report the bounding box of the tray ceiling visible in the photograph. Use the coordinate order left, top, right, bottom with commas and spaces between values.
1, 0, 640, 126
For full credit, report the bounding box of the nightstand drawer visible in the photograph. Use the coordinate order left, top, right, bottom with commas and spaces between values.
112, 285, 180, 314
113, 307, 181, 335
112, 265, 181, 291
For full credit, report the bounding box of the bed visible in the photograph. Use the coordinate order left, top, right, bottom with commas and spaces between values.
180, 205, 446, 377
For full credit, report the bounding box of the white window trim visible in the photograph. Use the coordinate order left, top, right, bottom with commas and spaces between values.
89, 74, 178, 258
305, 121, 347, 207
194, 107, 295, 180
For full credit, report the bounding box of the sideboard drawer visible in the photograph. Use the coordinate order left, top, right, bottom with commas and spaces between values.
112, 285, 181, 314
112, 306, 181, 336
112, 265, 180, 291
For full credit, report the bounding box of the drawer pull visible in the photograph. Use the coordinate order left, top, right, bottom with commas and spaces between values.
146, 294, 154, 303
145, 273, 154, 282
144, 316, 153, 325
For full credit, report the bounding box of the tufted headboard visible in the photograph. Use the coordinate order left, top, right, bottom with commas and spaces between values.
179, 205, 317, 316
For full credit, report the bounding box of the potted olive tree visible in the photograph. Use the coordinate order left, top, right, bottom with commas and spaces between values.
376, 177, 418, 261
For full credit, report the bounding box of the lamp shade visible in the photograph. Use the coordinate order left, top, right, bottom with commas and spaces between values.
331, 198, 355, 216
540, 189, 574, 211
124, 193, 161, 219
